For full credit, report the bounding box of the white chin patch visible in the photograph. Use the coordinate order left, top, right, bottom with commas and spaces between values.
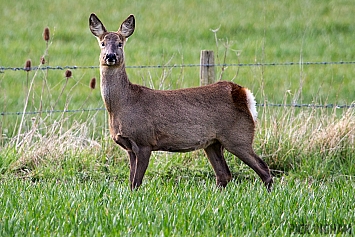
106, 60, 116, 66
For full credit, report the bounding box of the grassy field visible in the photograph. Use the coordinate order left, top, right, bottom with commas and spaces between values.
1, 0, 355, 236
1, 177, 354, 236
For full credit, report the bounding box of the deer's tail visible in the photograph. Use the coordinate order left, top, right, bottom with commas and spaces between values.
230, 83, 258, 123
244, 88, 258, 122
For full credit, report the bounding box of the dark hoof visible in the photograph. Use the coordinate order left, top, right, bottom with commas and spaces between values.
265, 177, 273, 192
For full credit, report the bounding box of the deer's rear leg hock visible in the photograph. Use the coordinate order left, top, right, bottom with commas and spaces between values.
224, 144, 273, 192
204, 142, 232, 188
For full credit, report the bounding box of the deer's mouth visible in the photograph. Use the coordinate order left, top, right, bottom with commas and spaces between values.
105, 60, 116, 66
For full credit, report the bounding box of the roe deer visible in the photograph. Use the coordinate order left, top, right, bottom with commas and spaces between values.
89, 13, 273, 191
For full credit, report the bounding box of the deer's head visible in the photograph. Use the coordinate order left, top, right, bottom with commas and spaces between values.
89, 13, 135, 67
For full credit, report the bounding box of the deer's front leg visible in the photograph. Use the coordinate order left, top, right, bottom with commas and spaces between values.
131, 146, 152, 190
127, 151, 136, 187
112, 135, 144, 190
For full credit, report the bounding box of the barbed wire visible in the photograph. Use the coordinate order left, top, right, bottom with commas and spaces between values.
0, 108, 105, 116
1, 103, 354, 117
1, 60, 355, 72
0, 65, 99, 72
257, 103, 355, 109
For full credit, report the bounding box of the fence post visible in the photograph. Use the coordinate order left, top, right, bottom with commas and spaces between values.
200, 50, 215, 86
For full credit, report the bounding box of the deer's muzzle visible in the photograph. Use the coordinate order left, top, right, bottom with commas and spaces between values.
105, 53, 117, 65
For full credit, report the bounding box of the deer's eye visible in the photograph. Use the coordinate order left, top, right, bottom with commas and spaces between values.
118, 42, 123, 48
100, 42, 105, 48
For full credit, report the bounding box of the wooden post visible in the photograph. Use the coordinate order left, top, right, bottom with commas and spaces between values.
200, 50, 215, 86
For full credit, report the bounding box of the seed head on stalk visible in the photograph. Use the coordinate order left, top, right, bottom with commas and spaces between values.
24, 59, 31, 89
43, 27, 50, 42
65, 69, 72, 78
24, 59, 32, 72
90, 77, 96, 89
42, 27, 50, 66
40, 56, 46, 65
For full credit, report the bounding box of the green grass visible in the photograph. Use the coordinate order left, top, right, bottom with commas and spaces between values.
1, 177, 354, 236
1, 0, 355, 236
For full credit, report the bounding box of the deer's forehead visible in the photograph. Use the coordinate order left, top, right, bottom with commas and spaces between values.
100, 32, 124, 42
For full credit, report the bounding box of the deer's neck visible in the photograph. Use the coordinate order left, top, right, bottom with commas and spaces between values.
100, 64, 132, 113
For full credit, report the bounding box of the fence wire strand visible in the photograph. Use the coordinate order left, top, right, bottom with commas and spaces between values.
0, 108, 106, 116
1, 60, 355, 72
1, 103, 354, 117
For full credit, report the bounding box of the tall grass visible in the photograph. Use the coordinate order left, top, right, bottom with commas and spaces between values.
257, 104, 355, 175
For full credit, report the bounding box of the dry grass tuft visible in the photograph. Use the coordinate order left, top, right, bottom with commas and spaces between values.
257, 105, 355, 172
310, 107, 355, 153
10, 115, 101, 172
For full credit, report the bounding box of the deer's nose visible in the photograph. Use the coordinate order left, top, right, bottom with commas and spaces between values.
105, 53, 117, 63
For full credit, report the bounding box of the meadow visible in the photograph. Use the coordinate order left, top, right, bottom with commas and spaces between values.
1, 0, 355, 236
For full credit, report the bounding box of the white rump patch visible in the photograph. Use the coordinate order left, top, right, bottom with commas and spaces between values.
245, 88, 258, 122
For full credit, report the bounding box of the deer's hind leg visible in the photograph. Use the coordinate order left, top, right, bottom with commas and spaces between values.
221, 139, 273, 192
204, 142, 232, 187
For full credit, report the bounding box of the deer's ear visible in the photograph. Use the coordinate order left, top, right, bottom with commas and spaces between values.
119, 14, 135, 38
89, 13, 107, 38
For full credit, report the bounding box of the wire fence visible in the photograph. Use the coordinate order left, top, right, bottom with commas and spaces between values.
0, 108, 106, 116
1, 60, 355, 116
2, 60, 355, 72
1, 103, 355, 117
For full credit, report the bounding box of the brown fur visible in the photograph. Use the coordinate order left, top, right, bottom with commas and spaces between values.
89, 13, 273, 191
